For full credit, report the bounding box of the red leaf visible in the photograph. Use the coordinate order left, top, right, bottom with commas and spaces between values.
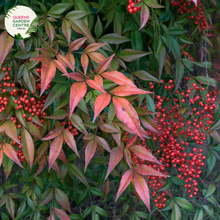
102, 71, 136, 87
84, 43, 106, 53
58, 149, 67, 163
53, 60, 67, 74
0, 148, 3, 167
139, 4, 149, 30
63, 72, 84, 81
126, 136, 137, 148
34, 156, 47, 177
134, 165, 168, 177
141, 116, 161, 134
45, 21, 55, 43
133, 172, 151, 211
69, 82, 87, 116
30, 54, 51, 62
0, 32, 14, 68
57, 54, 75, 71
94, 75, 103, 87
4, 120, 21, 145
55, 188, 71, 213
88, 52, 106, 63
81, 53, 89, 74
62, 19, 71, 44
54, 208, 70, 220
38, 188, 53, 206
51, 160, 61, 175
105, 147, 123, 179
124, 147, 132, 168
97, 54, 115, 74
93, 93, 111, 122
48, 210, 55, 220
69, 37, 87, 52
63, 129, 80, 157
41, 61, 56, 96
21, 128, 35, 169
116, 169, 133, 201
96, 136, 111, 152
42, 128, 62, 140
3, 143, 23, 168
110, 85, 152, 96
84, 139, 97, 172
99, 123, 121, 133
113, 97, 143, 138
86, 79, 106, 93
48, 133, 63, 171
129, 145, 160, 164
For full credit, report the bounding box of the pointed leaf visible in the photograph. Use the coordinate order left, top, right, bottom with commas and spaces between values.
0, 32, 14, 68
62, 19, 71, 44
53, 60, 67, 74
140, 116, 161, 134
139, 4, 149, 30
4, 120, 21, 144
45, 21, 55, 43
21, 128, 35, 169
126, 136, 137, 148
43, 109, 67, 120
0, 148, 3, 167
54, 208, 70, 220
134, 70, 160, 82
40, 61, 56, 96
86, 79, 106, 93
55, 188, 71, 213
48, 133, 63, 171
116, 169, 133, 201
48, 210, 55, 220
68, 163, 89, 188
124, 147, 132, 168
70, 114, 88, 134
99, 33, 130, 44
134, 165, 167, 177
171, 204, 181, 220
93, 93, 111, 122
105, 147, 123, 179
69, 82, 87, 116
3, 143, 23, 168
42, 128, 62, 140
110, 85, 152, 96
129, 145, 160, 164
117, 49, 151, 62
113, 97, 143, 138
57, 54, 75, 71
26, 122, 42, 139
34, 156, 47, 177
84, 43, 106, 53
38, 188, 53, 206
6, 196, 15, 219
68, 37, 87, 52
63, 129, 79, 157
97, 54, 114, 74
102, 71, 136, 87
96, 136, 111, 152
63, 72, 84, 81
51, 160, 61, 175
88, 52, 106, 63
42, 84, 68, 112
84, 140, 97, 172
133, 172, 150, 211
81, 53, 89, 74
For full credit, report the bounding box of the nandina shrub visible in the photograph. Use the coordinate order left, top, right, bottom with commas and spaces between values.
0, 0, 219, 219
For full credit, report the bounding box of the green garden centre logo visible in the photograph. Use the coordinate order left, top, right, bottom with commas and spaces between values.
4, 5, 39, 39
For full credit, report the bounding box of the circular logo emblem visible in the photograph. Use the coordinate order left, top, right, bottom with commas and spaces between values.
4, 5, 39, 39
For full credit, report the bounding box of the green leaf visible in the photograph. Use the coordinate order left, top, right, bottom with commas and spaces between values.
131, 30, 143, 51
194, 61, 212, 69
134, 70, 160, 82
204, 184, 216, 199
48, 3, 73, 15
90, 187, 105, 197
43, 109, 67, 120
144, 0, 164, 8
174, 197, 194, 211
175, 60, 184, 90
202, 205, 215, 219
66, 10, 90, 21
194, 76, 217, 87
95, 16, 103, 38
206, 152, 216, 178
171, 204, 181, 220
179, 36, 193, 44
214, 172, 220, 182
117, 49, 151, 62
99, 34, 130, 44
193, 208, 203, 220
170, 37, 180, 58
93, 205, 108, 217
42, 84, 68, 112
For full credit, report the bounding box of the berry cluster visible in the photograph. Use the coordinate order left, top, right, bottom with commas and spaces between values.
127, 0, 141, 14
12, 139, 24, 162
60, 119, 79, 136
170, 0, 207, 29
